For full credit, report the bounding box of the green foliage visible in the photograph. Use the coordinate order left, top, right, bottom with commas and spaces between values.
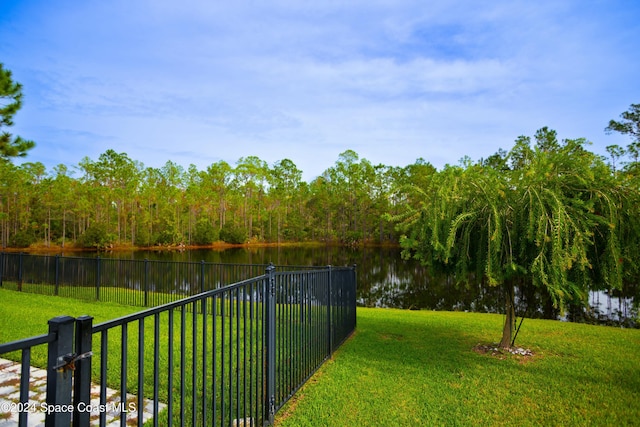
134, 227, 153, 247
153, 227, 183, 245
605, 103, 640, 144
0, 148, 403, 248
342, 230, 364, 246
9, 229, 36, 248
192, 220, 218, 245
219, 222, 247, 244
77, 224, 115, 249
395, 128, 638, 347
0, 63, 35, 160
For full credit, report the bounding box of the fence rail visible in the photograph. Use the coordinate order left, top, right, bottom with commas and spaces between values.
0, 252, 326, 307
0, 262, 356, 426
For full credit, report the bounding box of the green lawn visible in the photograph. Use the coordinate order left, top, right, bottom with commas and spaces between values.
0, 288, 266, 425
0, 288, 142, 342
2, 289, 639, 426
276, 307, 640, 427
0, 280, 195, 307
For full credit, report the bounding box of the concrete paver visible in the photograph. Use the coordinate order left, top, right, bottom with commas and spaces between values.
0, 358, 164, 426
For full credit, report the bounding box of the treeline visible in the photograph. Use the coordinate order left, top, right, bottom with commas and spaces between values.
0, 149, 430, 249
2, 132, 639, 256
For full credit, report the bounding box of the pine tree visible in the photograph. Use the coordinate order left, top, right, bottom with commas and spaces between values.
0, 63, 35, 160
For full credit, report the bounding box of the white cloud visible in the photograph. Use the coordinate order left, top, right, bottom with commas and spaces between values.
2, 0, 639, 181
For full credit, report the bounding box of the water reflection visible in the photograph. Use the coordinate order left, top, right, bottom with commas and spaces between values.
94, 246, 638, 325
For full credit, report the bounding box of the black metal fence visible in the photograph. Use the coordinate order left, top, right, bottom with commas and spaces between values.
0, 252, 325, 307
0, 264, 357, 426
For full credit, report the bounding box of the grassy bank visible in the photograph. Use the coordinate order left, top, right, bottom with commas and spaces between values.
276, 307, 640, 427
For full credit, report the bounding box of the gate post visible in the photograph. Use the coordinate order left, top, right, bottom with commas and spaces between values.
264, 263, 276, 425
45, 316, 75, 427
73, 315, 93, 426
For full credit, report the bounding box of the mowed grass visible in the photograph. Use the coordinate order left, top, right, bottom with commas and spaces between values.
2, 289, 639, 426
0, 280, 196, 308
0, 288, 267, 425
276, 307, 640, 427
0, 288, 142, 343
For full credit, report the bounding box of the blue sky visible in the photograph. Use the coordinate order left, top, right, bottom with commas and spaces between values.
1, 0, 639, 181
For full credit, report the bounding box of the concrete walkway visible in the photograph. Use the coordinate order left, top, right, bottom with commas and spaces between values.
0, 358, 164, 426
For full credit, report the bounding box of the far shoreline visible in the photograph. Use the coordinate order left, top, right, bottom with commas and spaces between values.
0, 240, 400, 254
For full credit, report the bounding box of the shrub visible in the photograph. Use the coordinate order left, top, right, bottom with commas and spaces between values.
134, 227, 153, 247
192, 220, 218, 245
219, 223, 247, 244
77, 224, 115, 249
153, 228, 183, 245
10, 230, 37, 248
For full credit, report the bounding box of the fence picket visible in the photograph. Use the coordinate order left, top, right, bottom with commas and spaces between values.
0, 257, 356, 426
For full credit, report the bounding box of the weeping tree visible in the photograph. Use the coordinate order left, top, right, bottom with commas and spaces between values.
396, 128, 629, 348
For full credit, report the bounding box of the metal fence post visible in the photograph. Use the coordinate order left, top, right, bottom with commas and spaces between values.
54, 254, 60, 296
352, 264, 357, 330
18, 252, 23, 291
327, 265, 333, 356
264, 263, 276, 426
144, 258, 149, 306
95, 256, 101, 301
73, 315, 93, 426
45, 316, 75, 427
0, 251, 3, 287
201, 260, 206, 293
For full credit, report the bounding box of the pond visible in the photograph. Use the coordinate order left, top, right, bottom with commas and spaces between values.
97, 245, 637, 325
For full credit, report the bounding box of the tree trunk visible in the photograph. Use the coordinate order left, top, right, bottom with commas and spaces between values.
500, 281, 516, 348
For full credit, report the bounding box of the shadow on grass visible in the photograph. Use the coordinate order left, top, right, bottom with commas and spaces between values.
276, 308, 640, 426
342, 309, 498, 370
